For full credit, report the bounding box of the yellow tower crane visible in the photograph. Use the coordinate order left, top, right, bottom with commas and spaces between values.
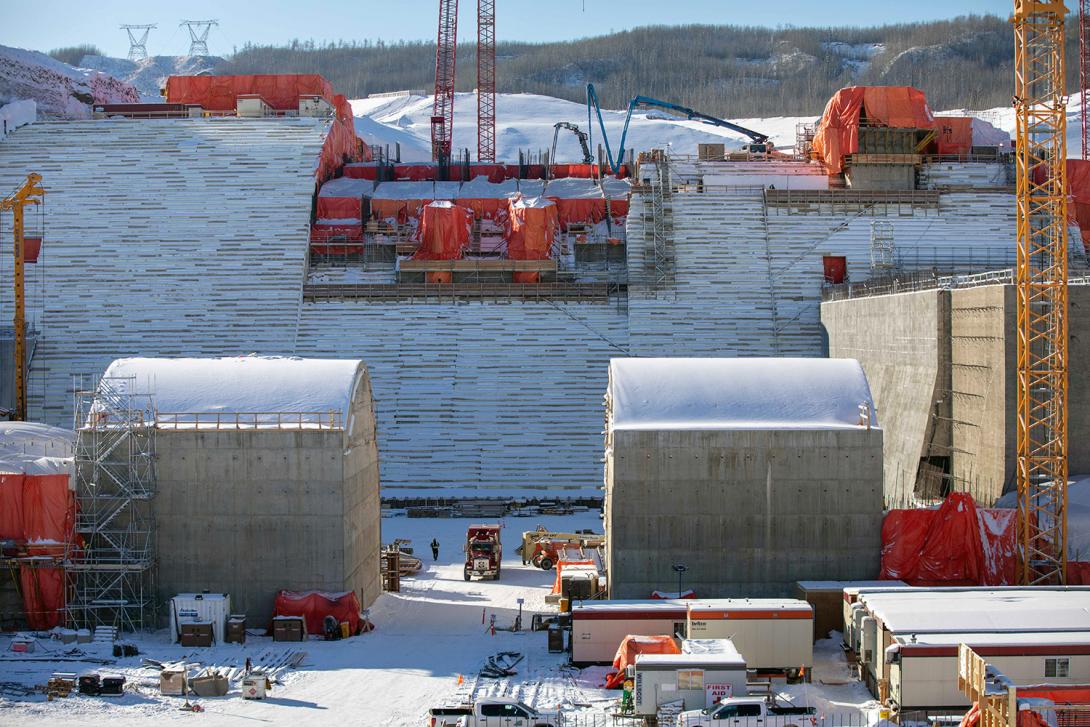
1012, 0, 1069, 584
0, 173, 45, 422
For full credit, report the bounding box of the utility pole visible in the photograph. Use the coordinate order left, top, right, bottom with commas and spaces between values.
120, 24, 157, 62
179, 19, 218, 57
1, 173, 45, 422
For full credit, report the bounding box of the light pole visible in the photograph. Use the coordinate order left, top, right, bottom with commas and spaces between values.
672, 563, 687, 598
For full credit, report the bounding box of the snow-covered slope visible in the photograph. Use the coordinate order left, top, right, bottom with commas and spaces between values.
0, 45, 138, 118
79, 54, 224, 102
351, 92, 810, 162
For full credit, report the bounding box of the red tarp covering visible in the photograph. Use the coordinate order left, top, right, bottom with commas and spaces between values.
812, 86, 935, 174
272, 590, 366, 636
394, 164, 438, 181
343, 163, 381, 180
317, 94, 365, 184
604, 635, 680, 689
507, 197, 558, 283
1067, 160, 1090, 252
22, 474, 74, 544
934, 116, 974, 156
414, 202, 471, 261
551, 198, 606, 229
880, 493, 1016, 586
1070, 561, 1090, 585
20, 561, 65, 630
0, 473, 24, 540
165, 74, 334, 111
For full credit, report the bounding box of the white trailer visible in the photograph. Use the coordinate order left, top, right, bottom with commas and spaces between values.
887, 631, 1090, 710
686, 599, 813, 676
169, 592, 231, 645
571, 600, 689, 665
633, 646, 748, 716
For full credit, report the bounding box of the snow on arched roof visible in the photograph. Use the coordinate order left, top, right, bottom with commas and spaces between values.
101, 356, 366, 421
607, 357, 878, 431
0, 421, 76, 475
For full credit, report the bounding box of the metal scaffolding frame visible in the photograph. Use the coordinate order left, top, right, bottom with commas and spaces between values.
1013, 0, 1069, 585
65, 375, 157, 632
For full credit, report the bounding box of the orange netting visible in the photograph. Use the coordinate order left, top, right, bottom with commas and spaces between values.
812, 86, 935, 174
604, 635, 680, 688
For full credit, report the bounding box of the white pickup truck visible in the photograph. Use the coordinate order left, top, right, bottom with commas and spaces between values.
428, 697, 561, 727
678, 696, 816, 727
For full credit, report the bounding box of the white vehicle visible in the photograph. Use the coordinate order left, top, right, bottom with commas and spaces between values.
678, 696, 816, 727
428, 697, 560, 727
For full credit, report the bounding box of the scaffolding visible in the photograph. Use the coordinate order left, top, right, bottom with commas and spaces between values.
65, 375, 157, 632
870, 220, 897, 276
644, 153, 674, 289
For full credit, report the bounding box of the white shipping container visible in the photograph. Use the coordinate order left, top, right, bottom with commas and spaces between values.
170, 593, 231, 645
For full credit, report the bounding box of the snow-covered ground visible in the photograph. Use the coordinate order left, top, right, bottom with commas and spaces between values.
78, 55, 223, 102
0, 45, 138, 118
0, 511, 880, 726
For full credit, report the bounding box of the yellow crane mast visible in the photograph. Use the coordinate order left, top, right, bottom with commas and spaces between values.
1012, 0, 1069, 584
0, 173, 45, 422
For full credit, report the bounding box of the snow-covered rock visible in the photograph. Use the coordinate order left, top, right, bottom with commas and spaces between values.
0, 45, 139, 118
0, 99, 35, 139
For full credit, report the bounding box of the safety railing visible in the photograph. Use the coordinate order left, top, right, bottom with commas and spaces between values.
154, 411, 344, 430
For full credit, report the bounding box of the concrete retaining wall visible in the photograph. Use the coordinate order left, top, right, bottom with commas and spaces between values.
605, 428, 883, 599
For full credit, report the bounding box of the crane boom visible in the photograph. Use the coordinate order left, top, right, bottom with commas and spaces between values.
1, 173, 44, 422
477, 0, 496, 162
431, 0, 459, 162
551, 122, 593, 165
586, 83, 769, 174
1013, 0, 1069, 585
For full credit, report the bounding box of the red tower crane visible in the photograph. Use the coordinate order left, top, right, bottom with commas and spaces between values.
1082, 0, 1090, 159
477, 0, 496, 162
431, 0, 459, 162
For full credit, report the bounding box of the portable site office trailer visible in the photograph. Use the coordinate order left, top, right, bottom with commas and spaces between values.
686, 599, 813, 675
887, 632, 1090, 711
571, 600, 689, 665
634, 647, 748, 715
841, 585, 913, 650
849, 588, 1090, 709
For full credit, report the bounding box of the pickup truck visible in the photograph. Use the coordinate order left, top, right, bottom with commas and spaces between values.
678, 696, 816, 727
428, 697, 560, 727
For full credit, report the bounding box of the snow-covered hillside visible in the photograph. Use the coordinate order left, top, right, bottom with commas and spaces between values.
351, 92, 810, 163
0, 45, 138, 118
79, 54, 224, 102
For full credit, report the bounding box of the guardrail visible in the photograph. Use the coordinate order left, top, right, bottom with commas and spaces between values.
823, 268, 1090, 302
303, 282, 621, 301
154, 411, 344, 430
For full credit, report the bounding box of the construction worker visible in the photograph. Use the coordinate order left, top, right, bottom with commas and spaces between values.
431, 538, 440, 561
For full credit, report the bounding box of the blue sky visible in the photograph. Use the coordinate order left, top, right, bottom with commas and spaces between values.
5, 0, 1012, 59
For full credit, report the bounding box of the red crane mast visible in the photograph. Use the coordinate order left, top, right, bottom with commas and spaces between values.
477, 0, 496, 162
431, 0, 459, 162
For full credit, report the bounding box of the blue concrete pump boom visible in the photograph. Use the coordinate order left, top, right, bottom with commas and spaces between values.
586, 83, 770, 174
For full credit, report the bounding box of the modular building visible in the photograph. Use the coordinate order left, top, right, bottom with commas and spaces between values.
604, 358, 884, 599
571, 600, 690, 665
634, 645, 748, 715
795, 580, 906, 641
686, 600, 814, 676
848, 587, 1090, 710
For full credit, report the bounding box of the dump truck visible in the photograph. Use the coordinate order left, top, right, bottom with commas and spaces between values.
428, 697, 560, 726
678, 696, 816, 727
464, 524, 502, 581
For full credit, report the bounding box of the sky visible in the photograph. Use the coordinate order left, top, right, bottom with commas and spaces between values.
4, 0, 1013, 59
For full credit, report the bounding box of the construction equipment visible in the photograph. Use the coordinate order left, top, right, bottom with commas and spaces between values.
463, 524, 502, 581
1, 173, 44, 422
519, 528, 604, 570
477, 0, 496, 163
1012, 0, 1069, 585
550, 122, 594, 165
586, 83, 771, 174
431, 0, 459, 162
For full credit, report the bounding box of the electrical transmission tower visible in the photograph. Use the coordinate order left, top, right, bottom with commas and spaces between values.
180, 19, 218, 57
431, 1, 458, 162
120, 24, 156, 62
1012, 0, 1069, 585
477, 0, 496, 163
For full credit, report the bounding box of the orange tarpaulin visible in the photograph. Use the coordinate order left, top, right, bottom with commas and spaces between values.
880, 493, 1016, 586
934, 116, 974, 156
414, 201, 471, 261
604, 635, 680, 688
165, 74, 335, 111
1067, 159, 1090, 252
813, 86, 934, 174
507, 197, 557, 282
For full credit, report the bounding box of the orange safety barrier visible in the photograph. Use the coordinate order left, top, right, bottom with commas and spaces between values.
604, 635, 680, 688
812, 86, 935, 175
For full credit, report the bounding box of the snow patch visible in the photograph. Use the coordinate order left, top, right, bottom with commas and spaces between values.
0, 44, 138, 118
0, 98, 35, 139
